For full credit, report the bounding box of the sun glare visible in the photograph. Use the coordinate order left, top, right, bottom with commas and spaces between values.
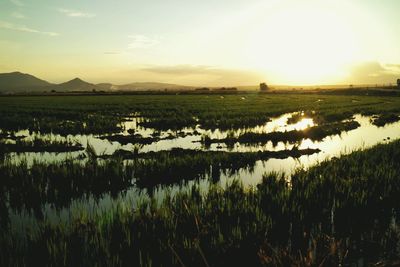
291, 118, 315, 131
245, 3, 359, 84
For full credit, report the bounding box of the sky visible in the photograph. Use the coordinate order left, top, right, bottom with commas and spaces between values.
0, 0, 400, 86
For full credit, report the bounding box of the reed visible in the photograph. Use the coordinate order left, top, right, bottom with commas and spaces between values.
1, 94, 399, 134
1, 140, 400, 266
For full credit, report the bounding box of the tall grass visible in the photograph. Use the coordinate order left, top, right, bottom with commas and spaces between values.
1, 94, 400, 134
0, 147, 319, 219
2, 140, 400, 266
0, 137, 83, 153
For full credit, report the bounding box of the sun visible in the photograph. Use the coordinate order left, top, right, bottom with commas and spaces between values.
243, 3, 360, 85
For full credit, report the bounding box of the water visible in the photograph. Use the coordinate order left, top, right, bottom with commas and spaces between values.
3, 112, 400, 234
4, 112, 399, 163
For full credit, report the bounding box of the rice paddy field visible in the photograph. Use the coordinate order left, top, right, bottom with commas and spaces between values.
1, 92, 400, 266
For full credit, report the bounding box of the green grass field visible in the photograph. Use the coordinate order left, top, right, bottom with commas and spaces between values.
1, 93, 400, 134
1, 93, 400, 266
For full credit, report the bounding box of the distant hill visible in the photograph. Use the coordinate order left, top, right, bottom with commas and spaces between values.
0, 71, 193, 93
55, 78, 97, 91
0, 72, 52, 92
2, 71, 395, 94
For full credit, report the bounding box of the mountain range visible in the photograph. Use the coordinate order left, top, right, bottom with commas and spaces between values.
0, 72, 193, 93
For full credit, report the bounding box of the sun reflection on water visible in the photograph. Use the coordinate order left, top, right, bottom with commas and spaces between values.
288, 118, 314, 131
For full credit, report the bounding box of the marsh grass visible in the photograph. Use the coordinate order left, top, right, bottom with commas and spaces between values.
1, 94, 400, 134
202, 120, 360, 145
372, 113, 400, 127
0, 147, 320, 220
0, 137, 83, 153
2, 140, 400, 266
2, 93, 400, 266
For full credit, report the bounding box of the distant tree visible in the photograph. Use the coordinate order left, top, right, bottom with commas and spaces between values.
259, 82, 268, 91
195, 87, 210, 91
397, 79, 400, 88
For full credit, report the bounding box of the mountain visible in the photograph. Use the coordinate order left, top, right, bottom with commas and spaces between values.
0, 71, 193, 93
0, 72, 52, 92
55, 78, 97, 91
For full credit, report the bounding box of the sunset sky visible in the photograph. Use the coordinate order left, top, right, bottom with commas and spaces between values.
1, 0, 400, 86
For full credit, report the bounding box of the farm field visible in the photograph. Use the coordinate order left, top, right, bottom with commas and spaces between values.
1, 93, 400, 265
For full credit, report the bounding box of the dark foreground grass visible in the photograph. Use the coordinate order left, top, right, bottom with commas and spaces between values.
2, 140, 400, 266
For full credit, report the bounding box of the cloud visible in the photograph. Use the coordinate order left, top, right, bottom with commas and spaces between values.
349, 61, 400, 84
10, 0, 24, 6
58, 8, 96, 18
128, 35, 159, 49
386, 64, 400, 71
0, 20, 59, 36
11, 12, 25, 19
142, 65, 264, 86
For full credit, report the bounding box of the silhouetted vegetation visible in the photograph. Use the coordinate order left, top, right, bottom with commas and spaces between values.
372, 113, 400, 127
99, 133, 158, 145
259, 82, 268, 91
0, 137, 83, 153
201, 120, 360, 145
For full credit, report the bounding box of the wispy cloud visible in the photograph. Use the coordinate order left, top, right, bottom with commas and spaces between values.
58, 8, 96, 18
128, 35, 159, 49
386, 64, 400, 71
10, 0, 24, 7
142, 65, 264, 86
349, 61, 400, 84
11, 12, 25, 19
0, 21, 59, 36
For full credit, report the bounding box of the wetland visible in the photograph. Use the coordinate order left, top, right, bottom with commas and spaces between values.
2, 93, 400, 266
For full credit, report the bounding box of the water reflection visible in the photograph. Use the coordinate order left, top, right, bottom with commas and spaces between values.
3, 112, 400, 235
252, 112, 315, 133
236, 114, 400, 186
3, 112, 317, 162
4, 113, 400, 170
